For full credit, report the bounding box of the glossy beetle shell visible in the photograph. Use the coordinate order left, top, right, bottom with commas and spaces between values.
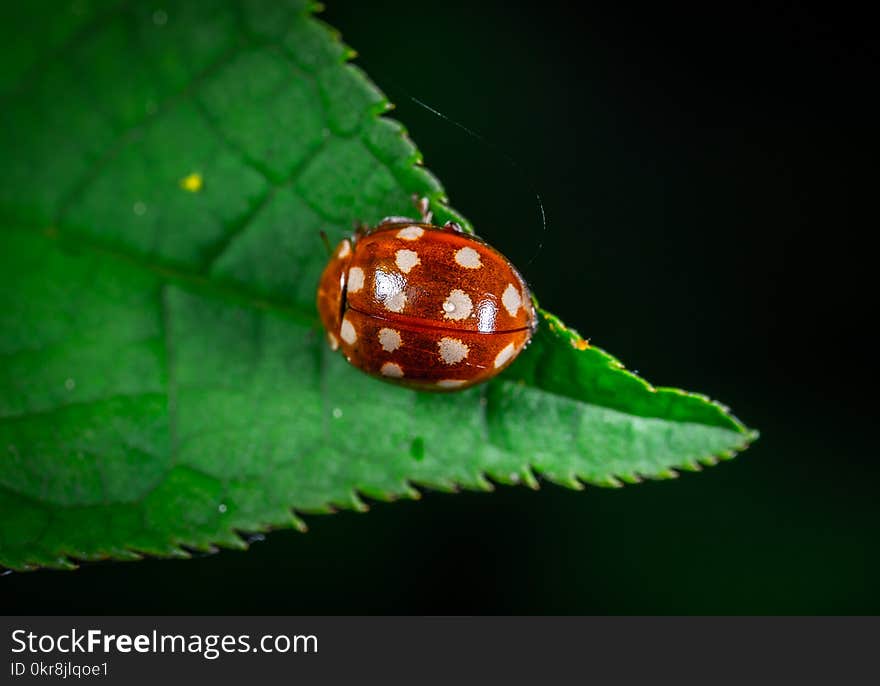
316, 219, 536, 391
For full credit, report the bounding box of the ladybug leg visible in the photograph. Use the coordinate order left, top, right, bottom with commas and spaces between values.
443, 221, 464, 232
319, 230, 334, 256
411, 194, 433, 223
352, 220, 370, 242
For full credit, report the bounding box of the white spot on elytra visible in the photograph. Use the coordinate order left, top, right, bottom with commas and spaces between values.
332, 407, 343, 419
396, 226, 424, 241
454, 246, 482, 269
494, 342, 516, 368
437, 379, 467, 389
381, 362, 404, 378
438, 337, 469, 365
442, 289, 473, 321
327, 332, 339, 351
385, 291, 406, 312
395, 249, 421, 274
502, 283, 523, 317
378, 328, 402, 352
337, 240, 351, 258
340, 317, 357, 344
347, 266, 365, 292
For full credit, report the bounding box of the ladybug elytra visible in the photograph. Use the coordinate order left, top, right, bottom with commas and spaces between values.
316, 198, 537, 391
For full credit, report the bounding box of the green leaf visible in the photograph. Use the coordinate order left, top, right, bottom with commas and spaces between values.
0, 0, 756, 570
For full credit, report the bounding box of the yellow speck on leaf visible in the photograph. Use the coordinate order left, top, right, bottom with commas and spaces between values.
571, 337, 589, 351
179, 172, 203, 193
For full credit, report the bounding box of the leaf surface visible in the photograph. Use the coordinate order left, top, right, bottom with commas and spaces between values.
0, 0, 755, 569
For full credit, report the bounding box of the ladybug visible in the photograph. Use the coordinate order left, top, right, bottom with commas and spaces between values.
316, 198, 537, 391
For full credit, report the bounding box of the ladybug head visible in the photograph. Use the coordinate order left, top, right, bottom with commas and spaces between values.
316, 237, 353, 352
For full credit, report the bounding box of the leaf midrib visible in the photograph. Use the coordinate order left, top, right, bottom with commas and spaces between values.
3, 223, 755, 438
7, 224, 318, 326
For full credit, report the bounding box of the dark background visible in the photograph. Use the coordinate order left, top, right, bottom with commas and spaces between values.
5, 1, 876, 614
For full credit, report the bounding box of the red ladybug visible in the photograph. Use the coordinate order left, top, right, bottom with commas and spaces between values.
316, 198, 537, 391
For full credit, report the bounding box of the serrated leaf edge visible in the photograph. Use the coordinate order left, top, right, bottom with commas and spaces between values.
0, 3, 756, 572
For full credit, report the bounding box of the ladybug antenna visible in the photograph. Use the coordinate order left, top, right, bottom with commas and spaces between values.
348, 56, 549, 267
405, 94, 548, 267
406, 93, 547, 266
319, 230, 333, 257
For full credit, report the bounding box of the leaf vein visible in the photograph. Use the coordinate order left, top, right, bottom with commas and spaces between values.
54, 39, 255, 225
